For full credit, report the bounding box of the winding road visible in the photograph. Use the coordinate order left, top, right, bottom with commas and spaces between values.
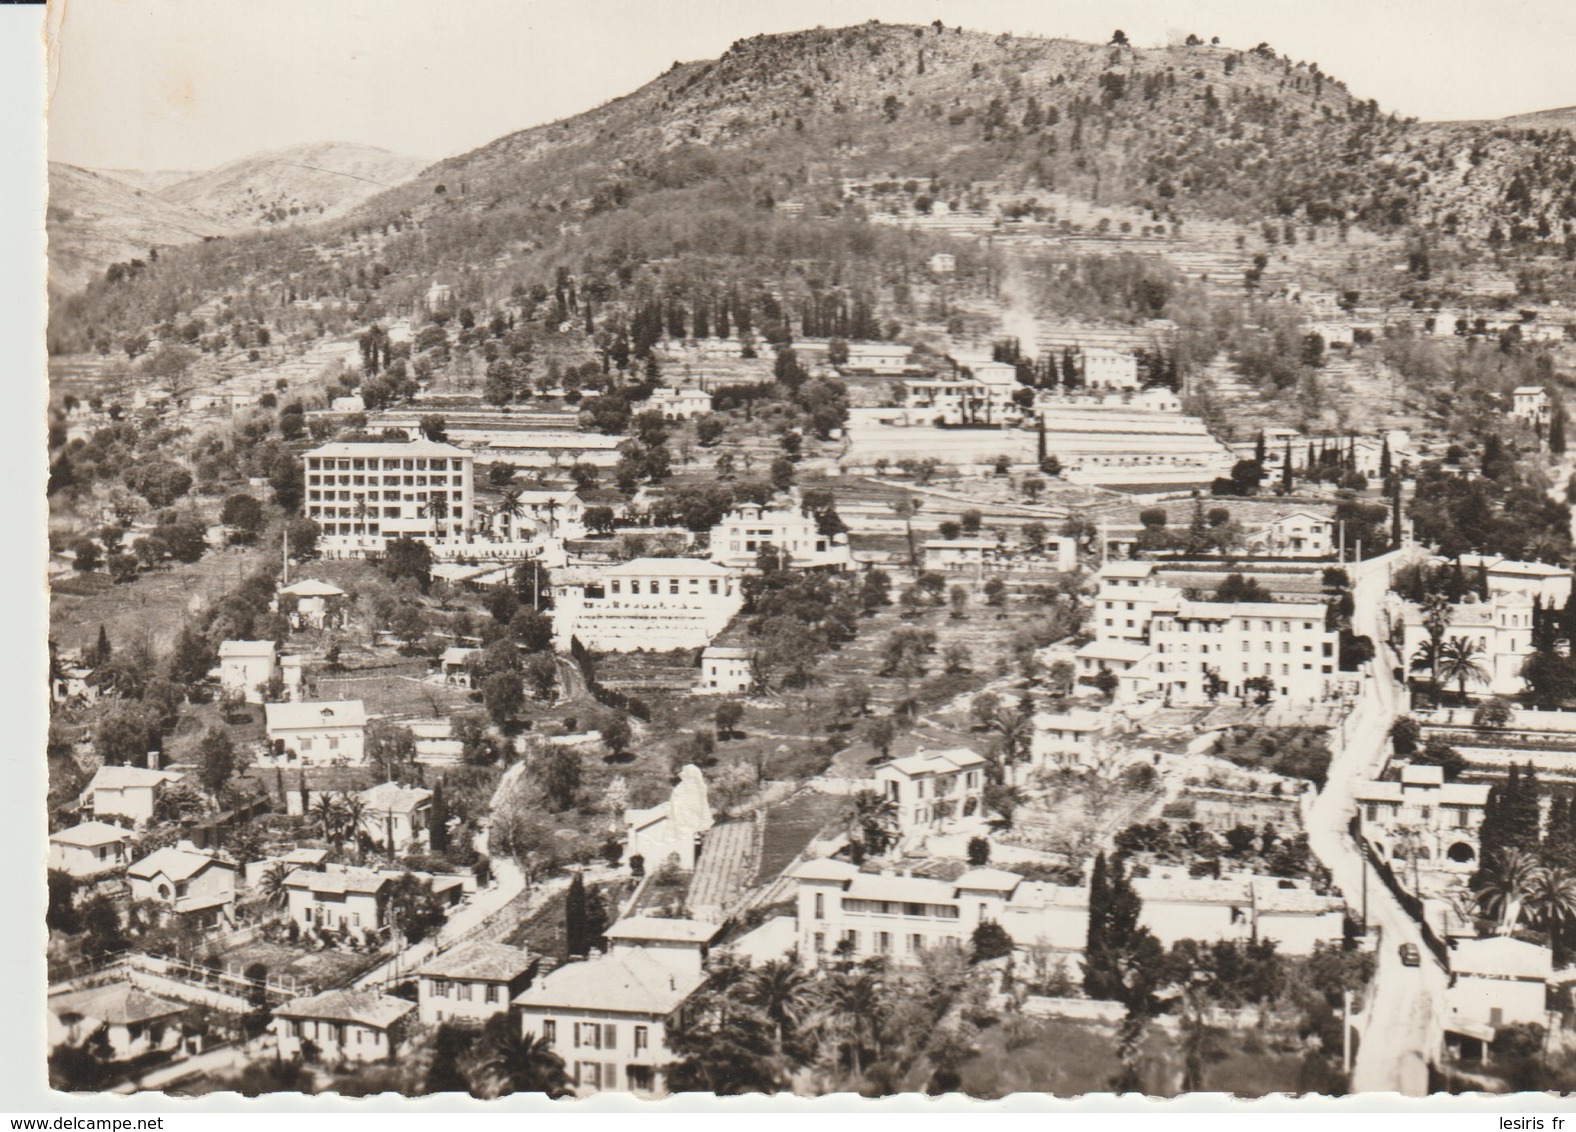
1304, 549, 1445, 1095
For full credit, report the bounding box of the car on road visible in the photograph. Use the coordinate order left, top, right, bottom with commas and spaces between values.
1399, 942, 1421, 967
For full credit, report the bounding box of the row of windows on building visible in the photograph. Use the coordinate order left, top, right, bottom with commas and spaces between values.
307, 474, 465, 488
813, 928, 932, 954
1365, 803, 1474, 828
813, 893, 963, 920
428, 979, 503, 1004
306, 458, 464, 472
302, 906, 364, 929
282, 1018, 382, 1046
540, 1019, 649, 1053
605, 578, 724, 596
1156, 640, 1333, 656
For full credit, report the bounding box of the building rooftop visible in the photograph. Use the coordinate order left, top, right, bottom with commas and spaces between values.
49, 820, 132, 848
604, 916, 722, 945
275, 989, 415, 1030
357, 782, 433, 814
1099, 561, 1156, 579
1355, 776, 1491, 806
279, 578, 346, 598
603, 557, 733, 578
128, 847, 229, 883
953, 868, 1025, 893
304, 439, 471, 459
1132, 876, 1251, 905
790, 858, 862, 883
418, 941, 534, 983
513, 949, 708, 1016
1075, 639, 1153, 663
884, 747, 988, 777
1034, 709, 1104, 733
86, 766, 179, 792
265, 700, 368, 732
1250, 877, 1343, 915
50, 983, 185, 1026
845, 872, 953, 905
701, 645, 752, 660
1450, 936, 1553, 981
218, 640, 276, 658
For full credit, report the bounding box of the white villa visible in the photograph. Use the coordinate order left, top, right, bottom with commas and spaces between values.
273, 990, 416, 1065
553, 559, 741, 651
48, 821, 133, 878
1355, 763, 1490, 871
1387, 592, 1538, 697
265, 700, 367, 766
219, 639, 278, 704
417, 941, 536, 1027
355, 781, 433, 853
80, 766, 182, 826
873, 748, 987, 835
126, 847, 238, 930
1512, 386, 1551, 426
645, 387, 713, 420
695, 645, 752, 695
709, 498, 851, 571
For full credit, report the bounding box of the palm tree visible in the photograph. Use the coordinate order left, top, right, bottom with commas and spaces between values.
495, 488, 523, 539
805, 969, 887, 1083
351, 497, 371, 532
1436, 635, 1490, 704
338, 793, 368, 863
461, 1015, 572, 1098
743, 957, 813, 1055
541, 497, 561, 538
990, 708, 1033, 787
1475, 848, 1544, 936
422, 493, 451, 541
1528, 865, 1576, 935
1419, 593, 1454, 700
312, 792, 346, 845
850, 790, 899, 853
259, 862, 291, 910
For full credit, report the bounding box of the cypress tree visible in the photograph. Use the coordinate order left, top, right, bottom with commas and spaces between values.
565, 872, 588, 957
1508, 763, 1542, 852
92, 625, 112, 668
1083, 852, 1110, 997
1379, 436, 1392, 479
1477, 562, 1491, 601
1254, 432, 1267, 465
1282, 440, 1293, 491
430, 779, 449, 854
1552, 407, 1567, 457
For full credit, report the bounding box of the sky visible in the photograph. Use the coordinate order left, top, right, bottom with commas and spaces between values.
46, 0, 1576, 173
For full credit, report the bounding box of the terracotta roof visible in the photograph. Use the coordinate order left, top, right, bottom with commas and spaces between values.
513, 950, 707, 1015
356, 782, 432, 813
265, 700, 367, 732
274, 989, 415, 1030
50, 821, 131, 848
50, 983, 185, 1026
604, 916, 721, 945
418, 941, 534, 982
128, 847, 230, 883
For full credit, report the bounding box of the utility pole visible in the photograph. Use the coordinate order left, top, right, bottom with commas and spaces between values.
1342, 988, 1353, 1074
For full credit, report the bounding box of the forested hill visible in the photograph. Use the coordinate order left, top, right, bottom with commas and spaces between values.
51, 23, 1576, 350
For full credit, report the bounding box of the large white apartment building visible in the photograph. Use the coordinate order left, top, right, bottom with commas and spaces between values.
709, 498, 851, 571
553, 558, 742, 651
788, 860, 1343, 969
1086, 561, 1341, 705
303, 440, 475, 557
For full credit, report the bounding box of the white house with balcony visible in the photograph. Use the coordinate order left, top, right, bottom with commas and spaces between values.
1253, 512, 1336, 558
355, 781, 432, 853
279, 578, 346, 629
709, 498, 850, 571
264, 700, 367, 766
874, 748, 987, 834
1031, 709, 1105, 769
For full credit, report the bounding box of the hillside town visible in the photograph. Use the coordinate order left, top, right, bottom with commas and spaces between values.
39, 14, 1576, 1104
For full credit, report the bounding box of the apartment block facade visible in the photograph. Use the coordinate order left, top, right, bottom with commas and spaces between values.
302, 440, 475, 557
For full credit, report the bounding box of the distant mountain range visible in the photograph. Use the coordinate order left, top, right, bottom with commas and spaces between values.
47, 141, 428, 294
48, 24, 1576, 333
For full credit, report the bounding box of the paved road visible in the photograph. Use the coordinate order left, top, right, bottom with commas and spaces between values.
1303, 550, 1444, 1095
353, 856, 526, 989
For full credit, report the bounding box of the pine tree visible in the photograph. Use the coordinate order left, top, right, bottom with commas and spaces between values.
565, 872, 588, 957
